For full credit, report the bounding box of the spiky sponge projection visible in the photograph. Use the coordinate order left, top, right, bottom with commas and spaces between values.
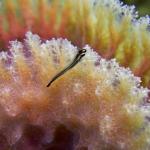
0, 0, 150, 87
0, 32, 150, 150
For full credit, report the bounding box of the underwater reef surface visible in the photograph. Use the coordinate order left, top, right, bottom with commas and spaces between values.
0, 32, 150, 150
0, 0, 150, 149
0, 0, 150, 86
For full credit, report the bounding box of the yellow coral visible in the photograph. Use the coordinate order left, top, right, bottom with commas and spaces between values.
0, 0, 150, 86
0, 32, 150, 149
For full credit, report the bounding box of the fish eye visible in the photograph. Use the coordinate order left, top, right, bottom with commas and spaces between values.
79, 49, 86, 54
78, 49, 86, 54
81, 49, 86, 53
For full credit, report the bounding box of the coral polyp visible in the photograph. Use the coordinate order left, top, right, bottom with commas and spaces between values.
0, 0, 150, 86
0, 32, 150, 149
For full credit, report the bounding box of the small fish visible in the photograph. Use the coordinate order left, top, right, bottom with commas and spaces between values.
47, 49, 86, 87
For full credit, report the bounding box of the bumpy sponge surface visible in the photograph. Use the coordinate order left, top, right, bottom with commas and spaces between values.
0, 32, 150, 150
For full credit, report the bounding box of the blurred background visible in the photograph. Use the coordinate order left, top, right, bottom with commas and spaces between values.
123, 0, 150, 16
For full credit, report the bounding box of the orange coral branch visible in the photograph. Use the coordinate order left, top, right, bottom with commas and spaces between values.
134, 57, 150, 77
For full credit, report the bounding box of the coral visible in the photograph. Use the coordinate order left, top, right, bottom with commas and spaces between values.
0, 0, 150, 86
0, 0, 150, 149
0, 32, 150, 149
